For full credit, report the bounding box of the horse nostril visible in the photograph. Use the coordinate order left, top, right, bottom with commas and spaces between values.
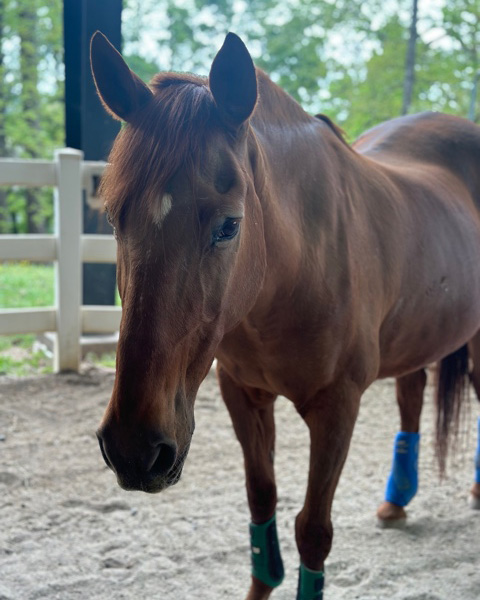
96, 431, 114, 471
97, 425, 178, 482
146, 440, 177, 476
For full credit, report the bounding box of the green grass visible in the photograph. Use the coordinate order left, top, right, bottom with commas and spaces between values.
0, 262, 118, 376
0, 261, 54, 308
0, 262, 54, 375
0, 336, 52, 376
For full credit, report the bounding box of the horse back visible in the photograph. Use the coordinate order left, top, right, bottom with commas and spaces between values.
353, 112, 480, 208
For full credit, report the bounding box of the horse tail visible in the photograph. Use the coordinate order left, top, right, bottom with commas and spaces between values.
435, 344, 470, 476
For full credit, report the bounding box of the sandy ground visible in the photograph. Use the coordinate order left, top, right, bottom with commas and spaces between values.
0, 367, 479, 600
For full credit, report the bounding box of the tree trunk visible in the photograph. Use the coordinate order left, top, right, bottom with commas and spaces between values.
18, 2, 44, 233
0, 0, 8, 233
401, 0, 418, 115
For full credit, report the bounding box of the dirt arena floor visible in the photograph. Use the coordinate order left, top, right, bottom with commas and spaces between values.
0, 366, 479, 600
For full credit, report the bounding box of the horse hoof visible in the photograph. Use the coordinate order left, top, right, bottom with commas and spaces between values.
376, 501, 407, 528
469, 493, 480, 510
376, 516, 407, 529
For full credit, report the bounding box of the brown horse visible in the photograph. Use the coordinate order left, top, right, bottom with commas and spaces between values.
351, 125, 480, 525
91, 31, 480, 600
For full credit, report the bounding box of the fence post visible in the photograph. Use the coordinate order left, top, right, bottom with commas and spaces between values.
54, 148, 83, 372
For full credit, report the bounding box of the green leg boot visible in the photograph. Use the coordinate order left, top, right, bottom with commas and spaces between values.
296, 562, 324, 600
249, 514, 284, 588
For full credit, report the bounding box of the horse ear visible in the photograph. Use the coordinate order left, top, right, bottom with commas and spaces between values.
209, 32, 257, 129
90, 31, 153, 122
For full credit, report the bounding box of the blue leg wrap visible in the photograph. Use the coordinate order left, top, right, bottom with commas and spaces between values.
385, 431, 420, 506
296, 563, 324, 600
250, 514, 284, 588
475, 417, 480, 485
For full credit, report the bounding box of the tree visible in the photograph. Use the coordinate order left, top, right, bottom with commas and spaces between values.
0, 0, 63, 233
441, 0, 479, 121
469, 70, 479, 120
402, 0, 418, 114
0, 0, 8, 232
121, 0, 377, 114
18, 1, 44, 232
328, 15, 409, 136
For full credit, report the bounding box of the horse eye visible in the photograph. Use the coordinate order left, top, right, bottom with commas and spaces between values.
213, 218, 241, 244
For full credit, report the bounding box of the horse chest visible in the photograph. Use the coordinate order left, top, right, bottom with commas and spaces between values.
216, 322, 353, 399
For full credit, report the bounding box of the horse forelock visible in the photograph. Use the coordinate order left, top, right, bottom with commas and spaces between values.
100, 73, 217, 225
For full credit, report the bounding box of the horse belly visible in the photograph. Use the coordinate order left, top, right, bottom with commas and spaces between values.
378, 263, 480, 378
379, 169, 480, 376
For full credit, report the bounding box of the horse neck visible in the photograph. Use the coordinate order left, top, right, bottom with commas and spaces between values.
251, 70, 354, 205
253, 70, 313, 128
249, 74, 359, 291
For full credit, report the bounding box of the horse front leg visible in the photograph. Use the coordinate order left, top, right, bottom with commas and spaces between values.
294, 384, 361, 599
217, 365, 284, 600
377, 369, 426, 526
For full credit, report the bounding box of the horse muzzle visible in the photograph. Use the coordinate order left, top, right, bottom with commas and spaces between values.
96, 425, 190, 493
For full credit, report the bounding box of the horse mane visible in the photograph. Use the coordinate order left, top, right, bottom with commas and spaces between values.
315, 114, 351, 147
100, 72, 217, 222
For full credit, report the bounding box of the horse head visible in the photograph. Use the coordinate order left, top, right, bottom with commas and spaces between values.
91, 32, 266, 492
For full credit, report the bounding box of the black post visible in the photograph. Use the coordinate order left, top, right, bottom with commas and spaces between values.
64, 0, 121, 305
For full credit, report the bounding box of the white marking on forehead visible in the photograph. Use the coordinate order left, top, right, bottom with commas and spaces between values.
152, 193, 173, 227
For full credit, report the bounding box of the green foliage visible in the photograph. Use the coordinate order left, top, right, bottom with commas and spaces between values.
331, 15, 409, 136
118, 0, 478, 141
0, 0, 63, 233
437, 0, 480, 120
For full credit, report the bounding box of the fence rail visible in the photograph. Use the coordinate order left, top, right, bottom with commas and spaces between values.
0, 148, 121, 372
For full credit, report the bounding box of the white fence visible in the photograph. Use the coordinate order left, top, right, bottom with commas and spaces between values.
0, 148, 121, 372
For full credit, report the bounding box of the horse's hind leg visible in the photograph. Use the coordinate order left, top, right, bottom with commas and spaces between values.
217, 364, 283, 600
468, 332, 480, 508
377, 369, 426, 526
